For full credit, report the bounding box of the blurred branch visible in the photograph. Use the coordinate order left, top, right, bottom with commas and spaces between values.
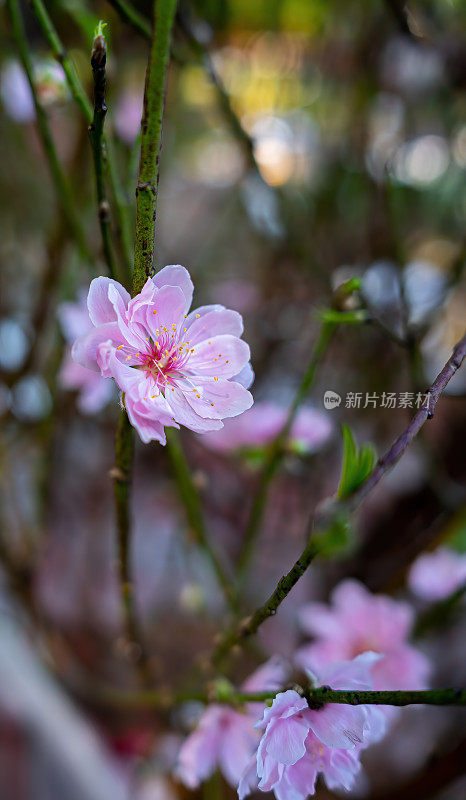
89, 27, 119, 280
30, 0, 133, 281
107, 0, 151, 38
7, 0, 91, 263
234, 320, 337, 597
106, 0, 258, 172
165, 429, 237, 612
211, 334, 466, 667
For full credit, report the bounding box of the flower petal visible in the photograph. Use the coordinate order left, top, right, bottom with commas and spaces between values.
87, 277, 130, 326
152, 265, 194, 314
72, 323, 125, 371
307, 704, 366, 749
187, 335, 250, 379
145, 285, 187, 339
184, 377, 253, 420
186, 307, 244, 344
167, 387, 224, 433
265, 717, 309, 766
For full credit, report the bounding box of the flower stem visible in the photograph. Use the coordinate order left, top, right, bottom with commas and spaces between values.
89, 29, 119, 280
211, 335, 466, 666
165, 428, 237, 612
7, 0, 91, 263
133, 0, 177, 293
234, 321, 336, 596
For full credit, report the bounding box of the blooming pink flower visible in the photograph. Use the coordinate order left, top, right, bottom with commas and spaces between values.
58, 292, 114, 414
72, 266, 253, 444
408, 547, 466, 601
296, 579, 430, 692
176, 658, 288, 789
201, 401, 332, 455
239, 653, 387, 800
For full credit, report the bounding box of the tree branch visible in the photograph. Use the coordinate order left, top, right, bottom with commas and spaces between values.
234, 321, 336, 595
7, 0, 91, 263
133, 0, 177, 291
89, 26, 119, 280
211, 334, 466, 666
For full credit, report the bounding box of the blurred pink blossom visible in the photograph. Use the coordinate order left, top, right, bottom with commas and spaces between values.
201, 402, 332, 454
239, 653, 387, 800
296, 579, 430, 692
58, 292, 114, 414
0, 58, 67, 122
408, 547, 466, 600
176, 658, 288, 789
72, 266, 253, 443
114, 88, 143, 144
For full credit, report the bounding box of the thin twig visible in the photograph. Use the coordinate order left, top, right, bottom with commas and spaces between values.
29, 0, 133, 281
211, 334, 466, 666
165, 429, 237, 611
234, 321, 336, 596
7, 0, 91, 263
89, 27, 119, 280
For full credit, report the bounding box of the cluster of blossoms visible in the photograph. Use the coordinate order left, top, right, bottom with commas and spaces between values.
176, 579, 432, 798
70, 266, 254, 444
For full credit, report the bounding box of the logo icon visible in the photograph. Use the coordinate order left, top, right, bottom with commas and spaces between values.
324, 390, 341, 410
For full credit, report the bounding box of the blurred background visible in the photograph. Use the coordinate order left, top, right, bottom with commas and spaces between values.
0, 0, 465, 798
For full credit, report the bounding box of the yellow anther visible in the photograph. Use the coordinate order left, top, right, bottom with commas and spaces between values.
153, 310, 158, 314
117, 345, 124, 350
195, 313, 200, 318
210, 402, 214, 406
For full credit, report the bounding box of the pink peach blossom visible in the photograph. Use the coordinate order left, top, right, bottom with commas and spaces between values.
239, 653, 387, 800
296, 579, 430, 692
176, 658, 288, 789
201, 401, 332, 455
408, 547, 466, 600
58, 292, 114, 414
72, 266, 253, 444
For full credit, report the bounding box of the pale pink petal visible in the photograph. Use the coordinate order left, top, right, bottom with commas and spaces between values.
77, 376, 114, 414
87, 277, 130, 326
57, 299, 91, 342
188, 335, 250, 379
72, 323, 125, 371
167, 386, 224, 433
243, 656, 289, 693
306, 704, 366, 750
96, 342, 144, 393
145, 285, 187, 338
233, 362, 255, 389
186, 307, 243, 344
257, 691, 308, 731
318, 652, 383, 691
264, 717, 310, 765
184, 377, 253, 420
409, 548, 466, 600
238, 757, 259, 800
152, 265, 194, 313
107, 283, 148, 350
218, 718, 257, 786
176, 717, 219, 789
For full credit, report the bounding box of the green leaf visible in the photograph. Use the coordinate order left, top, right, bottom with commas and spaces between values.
337, 425, 376, 499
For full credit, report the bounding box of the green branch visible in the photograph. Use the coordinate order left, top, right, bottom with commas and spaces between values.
165, 429, 237, 611
30, 0, 132, 282
211, 335, 466, 666
7, 0, 91, 263
94, 684, 466, 710
234, 321, 336, 595
133, 0, 177, 292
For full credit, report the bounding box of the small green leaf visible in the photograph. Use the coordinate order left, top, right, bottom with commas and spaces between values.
337, 425, 376, 499
94, 19, 107, 38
